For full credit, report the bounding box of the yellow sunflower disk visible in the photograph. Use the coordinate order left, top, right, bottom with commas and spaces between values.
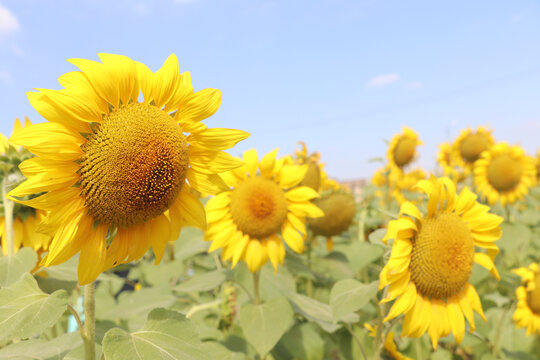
473, 143, 536, 205
387, 126, 422, 170
205, 149, 324, 273
512, 263, 540, 335
451, 126, 494, 170
380, 176, 503, 348
8, 54, 249, 285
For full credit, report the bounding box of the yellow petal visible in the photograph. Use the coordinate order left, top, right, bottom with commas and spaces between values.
279, 164, 308, 189
282, 221, 305, 253
149, 215, 171, 264
175, 88, 221, 122
78, 224, 108, 285
177, 187, 206, 230
259, 148, 278, 178
285, 186, 320, 202
243, 149, 258, 177
188, 128, 250, 150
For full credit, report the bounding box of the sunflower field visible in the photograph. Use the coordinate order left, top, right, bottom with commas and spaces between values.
1, 54, 540, 360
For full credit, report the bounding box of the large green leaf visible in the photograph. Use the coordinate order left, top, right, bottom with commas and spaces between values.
289, 293, 357, 333
174, 269, 227, 293
238, 296, 294, 357
0, 248, 37, 287
498, 223, 531, 254
0, 273, 68, 345
102, 308, 207, 360
335, 242, 384, 273
280, 323, 324, 360
0, 332, 81, 360
330, 279, 378, 322
100, 286, 175, 330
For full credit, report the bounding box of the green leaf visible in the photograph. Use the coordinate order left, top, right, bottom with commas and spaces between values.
330, 279, 378, 322
0, 248, 37, 287
0, 332, 82, 360
367, 228, 387, 244
98, 286, 175, 330
0, 273, 68, 345
334, 242, 384, 273
102, 308, 207, 360
498, 223, 531, 254
200, 342, 247, 360
238, 296, 294, 357
280, 323, 324, 360
289, 293, 357, 333
174, 227, 208, 261
174, 269, 227, 293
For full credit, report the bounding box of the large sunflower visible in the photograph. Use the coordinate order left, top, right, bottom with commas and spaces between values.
512, 263, 540, 335
451, 126, 494, 170
473, 143, 536, 205
387, 126, 422, 170
204, 149, 324, 272
380, 176, 503, 348
8, 54, 249, 284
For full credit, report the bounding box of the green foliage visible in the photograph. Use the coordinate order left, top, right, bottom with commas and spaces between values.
102, 308, 210, 360
0, 248, 37, 287
330, 279, 378, 322
0, 273, 68, 346
2, 182, 540, 359
238, 296, 294, 357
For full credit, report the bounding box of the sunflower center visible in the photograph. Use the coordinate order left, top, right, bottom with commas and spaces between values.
393, 138, 416, 167
229, 177, 288, 239
527, 275, 540, 314
409, 213, 475, 299
460, 133, 490, 163
308, 192, 356, 237
487, 155, 522, 192
79, 103, 188, 227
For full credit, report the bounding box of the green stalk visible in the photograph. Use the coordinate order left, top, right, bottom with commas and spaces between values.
83, 283, 96, 360
2, 176, 15, 256
252, 271, 261, 305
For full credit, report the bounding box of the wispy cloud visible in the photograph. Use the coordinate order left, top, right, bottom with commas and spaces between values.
0, 70, 13, 86
406, 81, 423, 89
0, 3, 19, 40
366, 73, 400, 88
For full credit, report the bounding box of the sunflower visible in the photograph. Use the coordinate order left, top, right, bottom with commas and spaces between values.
380, 176, 502, 348
8, 54, 249, 285
473, 143, 536, 205
1, 118, 50, 257
204, 149, 324, 272
451, 126, 494, 170
437, 142, 464, 182
307, 189, 356, 251
387, 126, 422, 170
512, 263, 540, 335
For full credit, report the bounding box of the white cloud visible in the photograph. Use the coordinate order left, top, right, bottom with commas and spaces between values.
366, 73, 400, 88
0, 70, 13, 86
0, 3, 19, 40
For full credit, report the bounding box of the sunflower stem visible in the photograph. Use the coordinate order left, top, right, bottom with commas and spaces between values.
2, 175, 15, 256
252, 271, 261, 305
345, 324, 367, 360
372, 289, 387, 360
414, 337, 423, 360
492, 302, 511, 357
83, 283, 96, 360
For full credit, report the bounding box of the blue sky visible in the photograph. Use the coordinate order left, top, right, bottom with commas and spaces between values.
1, 0, 539, 179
